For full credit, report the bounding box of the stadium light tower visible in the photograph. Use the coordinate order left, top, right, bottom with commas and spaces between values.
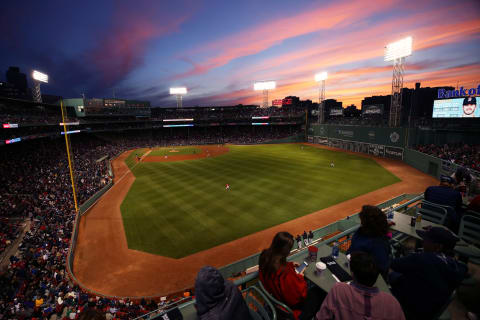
32, 70, 48, 103
254, 80, 276, 108
170, 87, 187, 108
315, 72, 328, 124
384, 36, 412, 127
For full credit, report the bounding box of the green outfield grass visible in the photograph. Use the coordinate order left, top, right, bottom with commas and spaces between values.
148, 146, 202, 157
120, 144, 400, 258
124, 148, 148, 170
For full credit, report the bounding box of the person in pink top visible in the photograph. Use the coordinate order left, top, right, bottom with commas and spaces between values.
316, 251, 405, 320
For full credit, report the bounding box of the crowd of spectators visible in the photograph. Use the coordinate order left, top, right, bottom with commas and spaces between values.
0, 126, 303, 319
324, 116, 387, 127
415, 143, 480, 172
151, 106, 304, 121
0, 134, 185, 319
0, 102, 63, 125
0, 99, 305, 126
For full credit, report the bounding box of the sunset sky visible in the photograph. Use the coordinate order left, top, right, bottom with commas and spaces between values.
1, 0, 479, 107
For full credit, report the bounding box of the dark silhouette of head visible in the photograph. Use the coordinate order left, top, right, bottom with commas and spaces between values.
359, 205, 388, 237
350, 251, 379, 287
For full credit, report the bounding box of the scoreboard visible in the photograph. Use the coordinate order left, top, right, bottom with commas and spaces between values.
432, 98, 479, 118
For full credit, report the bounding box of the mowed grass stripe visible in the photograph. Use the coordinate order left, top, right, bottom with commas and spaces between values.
148, 146, 202, 157
124, 148, 148, 170
120, 144, 400, 258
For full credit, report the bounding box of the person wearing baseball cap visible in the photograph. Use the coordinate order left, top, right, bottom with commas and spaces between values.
424, 175, 463, 232
389, 227, 466, 319
462, 96, 477, 118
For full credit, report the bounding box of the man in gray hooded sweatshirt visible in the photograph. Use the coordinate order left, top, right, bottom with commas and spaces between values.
195, 266, 252, 320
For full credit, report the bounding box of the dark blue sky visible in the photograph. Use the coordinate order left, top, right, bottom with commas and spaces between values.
1, 0, 479, 107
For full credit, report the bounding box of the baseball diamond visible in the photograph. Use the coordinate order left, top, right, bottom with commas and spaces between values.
120, 144, 400, 258
73, 143, 438, 297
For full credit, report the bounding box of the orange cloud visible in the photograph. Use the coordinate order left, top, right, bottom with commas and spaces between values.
174, 0, 399, 79
200, 62, 480, 108
183, 1, 479, 107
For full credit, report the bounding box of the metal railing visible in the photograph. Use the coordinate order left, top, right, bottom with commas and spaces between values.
145, 193, 424, 319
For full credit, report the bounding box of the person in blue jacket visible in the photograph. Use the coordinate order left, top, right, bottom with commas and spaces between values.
194, 266, 252, 320
347, 205, 391, 278
389, 227, 466, 320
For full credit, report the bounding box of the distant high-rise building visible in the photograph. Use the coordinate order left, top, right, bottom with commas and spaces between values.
6, 66, 28, 93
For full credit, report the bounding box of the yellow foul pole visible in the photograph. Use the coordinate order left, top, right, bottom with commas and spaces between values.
60, 100, 79, 213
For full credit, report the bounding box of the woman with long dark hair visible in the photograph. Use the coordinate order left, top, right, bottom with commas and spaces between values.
347, 205, 391, 276
259, 232, 324, 320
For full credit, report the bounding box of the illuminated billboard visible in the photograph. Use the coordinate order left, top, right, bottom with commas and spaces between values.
363, 105, 384, 115
272, 98, 292, 106
329, 108, 343, 116
432, 97, 479, 118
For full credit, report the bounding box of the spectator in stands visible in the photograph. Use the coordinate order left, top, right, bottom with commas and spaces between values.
347, 205, 391, 277
389, 227, 466, 320
316, 251, 405, 320
0, 126, 303, 320
194, 265, 251, 320
452, 167, 474, 196
259, 232, 325, 320
424, 175, 463, 231
467, 189, 480, 213
415, 143, 480, 173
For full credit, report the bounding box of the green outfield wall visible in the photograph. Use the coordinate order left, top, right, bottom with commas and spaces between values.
403, 148, 442, 179
309, 124, 406, 148
307, 124, 479, 180
307, 124, 405, 160
260, 133, 305, 144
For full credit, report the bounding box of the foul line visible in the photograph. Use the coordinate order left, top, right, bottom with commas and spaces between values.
81, 150, 150, 216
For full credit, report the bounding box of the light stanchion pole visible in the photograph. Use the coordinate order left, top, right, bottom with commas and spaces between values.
315, 72, 327, 124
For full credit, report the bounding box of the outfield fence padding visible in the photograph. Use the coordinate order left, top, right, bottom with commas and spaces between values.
309, 124, 406, 148
260, 133, 305, 144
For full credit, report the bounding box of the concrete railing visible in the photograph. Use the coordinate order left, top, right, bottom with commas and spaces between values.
146, 193, 424, 320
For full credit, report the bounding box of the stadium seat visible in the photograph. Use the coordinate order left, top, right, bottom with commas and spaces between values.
257, 281, 296, 320
415, 200, 448, 225
242, 285, 276, 320
465, 210, 480, 220
457, 215, 480, 264
459, 215, 480, 246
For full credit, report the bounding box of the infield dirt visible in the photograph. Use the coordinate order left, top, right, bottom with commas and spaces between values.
73, 143, 437, 297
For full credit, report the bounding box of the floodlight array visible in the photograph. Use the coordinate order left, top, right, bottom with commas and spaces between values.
384, 36, 412, 61
254, 81, 276, 91
315, 72, 328, 82
170, 87, 187, 95
32, 70, 49, 83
